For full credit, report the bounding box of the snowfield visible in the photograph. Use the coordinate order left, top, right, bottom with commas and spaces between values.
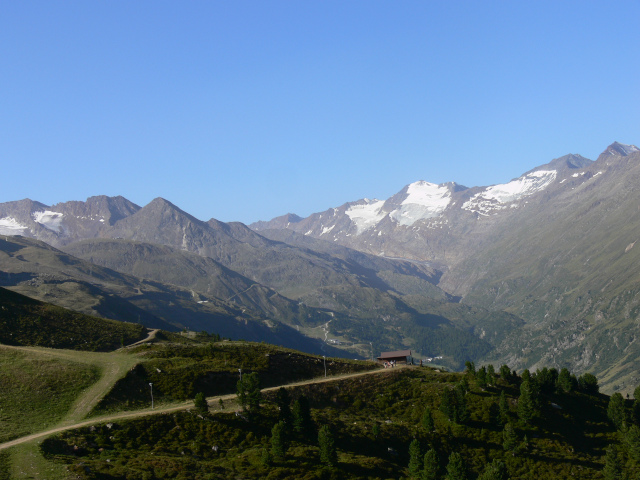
389, 181, 451, 226
345, 199, 386, 234
33, 210, 66, 234
462, 170, 557, 214
0, 217, 28, 236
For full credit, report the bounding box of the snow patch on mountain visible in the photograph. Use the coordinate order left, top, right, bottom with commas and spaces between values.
389, 181, 451, 226
345, 199, 386, 234
33, 210, 66, 234
462, 170, 557, 214
0, 217, 28, 235
321, 225, 335, 235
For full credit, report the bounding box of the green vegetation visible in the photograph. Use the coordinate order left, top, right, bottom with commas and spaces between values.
0, 347, 99, 443
0, 287, 146, 351
91, 341, 376, 415
39, 364, 639, 479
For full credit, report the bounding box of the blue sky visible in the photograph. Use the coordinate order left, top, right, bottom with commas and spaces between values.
1, 1, 638, 224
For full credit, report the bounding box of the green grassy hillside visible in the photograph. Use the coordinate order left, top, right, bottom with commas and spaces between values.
41, 365, 637, 480
0, 287, 146, 351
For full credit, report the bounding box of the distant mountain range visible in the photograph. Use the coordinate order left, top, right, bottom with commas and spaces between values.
1, 141, 639, 392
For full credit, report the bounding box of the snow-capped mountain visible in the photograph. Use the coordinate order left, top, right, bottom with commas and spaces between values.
251, 150, 600, 265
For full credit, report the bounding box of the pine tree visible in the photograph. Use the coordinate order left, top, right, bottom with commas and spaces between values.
440, 388, 456, 422
454, 383, 469, 424
625, 424, 640, 463
476, 366, 488, 389
517, 380, 535, 424
422, 407, 435, 432
445, 452, 467, 480
275, 387, 292, 425
478, 459, 508, 480
270, 421, 288, 461
318, 424, 337, 466
602, 444, 622, 480
260, 446, 272, 466
408, 439, 422, 479
487, 364, 497, 386
194, 392, 208, 413
498, 390, 509, 426
292, 395, 313, 436
422, 449, 438, 480
503, 423, 519, 455
237, 372, 261, 415
608, 392, 627, 430
557, 368, 573, 393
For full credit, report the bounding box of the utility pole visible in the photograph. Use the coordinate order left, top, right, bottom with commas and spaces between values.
149, 383, 154, 409
238, 368, 242, 382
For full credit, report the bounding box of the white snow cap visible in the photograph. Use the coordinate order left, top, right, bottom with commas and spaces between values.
389, 181, 452, 226
463, 170, 557, 214
33, 210, 65, 234
345, 199, 386, 234
0, 217, 28, 236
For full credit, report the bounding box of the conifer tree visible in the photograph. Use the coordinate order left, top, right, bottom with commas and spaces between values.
445, 452, 467, 480
292, 395, 313, 436
500, 365, 512, 383
422, 407, 435, 432
237, 372, 261, 415
318, 424, 337, 466
275, 387, 292, 425
440, 388, 456, 422
498, 390, 509, 426
422, 449, 438, 480
517, 380, 535, 424
503, 423, 519, 455
194, 392, 208, 413
487, 364, 497, 386
476, 366, 488, 389
454, 382, 469, 424
608, 392, 627, 430
625, 424, 640, 463
270, 421, 288, 461
557, 368, 573, 393
602, 444, 622, 480
478, 459, 508, 480
408, 439, 422, 479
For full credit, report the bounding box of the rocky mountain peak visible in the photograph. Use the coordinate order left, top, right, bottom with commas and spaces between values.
602, 142, 639, 157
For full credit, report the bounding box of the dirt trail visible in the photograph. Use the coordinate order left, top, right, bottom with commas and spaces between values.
123, 328, 159, 348
0, 365, 399, 451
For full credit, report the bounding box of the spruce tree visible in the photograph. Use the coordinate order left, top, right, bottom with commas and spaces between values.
270, 421, 288, 461
292, 395, 313, 436
517, 380, 535, 424
498, 390, 509, 426
445, 452, 467, 480
440, 388, 456, 422
608, 392, 627, 430
478, 459, 508, 480
422, 407, 435, 432
602, 444, 622, 480
557, 368, 573, 393
194, 392, 208, 413
454, 383, 469, 424
237, 372, 261, 415
275, 387, 292, 425
503, 423, 519, 455
476, 366, 488, 389
487, 364, 497, 386
318, 424, 337, 466
422, 449, 438, 480
408, 439, 422, 479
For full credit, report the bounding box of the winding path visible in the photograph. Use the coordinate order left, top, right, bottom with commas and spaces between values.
0, 364, 396, 452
